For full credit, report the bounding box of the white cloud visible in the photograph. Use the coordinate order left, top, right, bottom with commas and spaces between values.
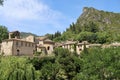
0, 0, 72, 35
0, 0, 63, 21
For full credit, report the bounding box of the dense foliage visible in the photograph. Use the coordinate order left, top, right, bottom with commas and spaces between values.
0, 25, 8, 42
0, 47, 119, 80
76, 47, 120, 80
45, 31, 62, 42
0, 56, 36, 80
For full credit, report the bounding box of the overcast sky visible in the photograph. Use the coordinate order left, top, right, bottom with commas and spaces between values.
0, 0, 120, 35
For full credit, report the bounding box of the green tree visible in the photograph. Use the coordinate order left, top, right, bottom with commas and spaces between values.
54, 48, 81, 80
0, 0, 3, 5
96, 32, 110, 44
0, 25, 9, 42
76, 47, 120, 80
0, 57, 36, 80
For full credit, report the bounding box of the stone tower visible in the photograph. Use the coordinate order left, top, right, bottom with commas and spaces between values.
9, 31, 20, 39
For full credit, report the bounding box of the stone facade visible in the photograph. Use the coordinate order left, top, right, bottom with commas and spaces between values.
76, 41, 89, 55
24, 35, 55, 55
43, 39, 55, 54
62, 41, 76, 52
1, 31, 36, 56
37, 44, 47, 54
1, 39, 36, 56
25, 35, 35, 42
56, 41, 89, 55
36, 39, 54, 55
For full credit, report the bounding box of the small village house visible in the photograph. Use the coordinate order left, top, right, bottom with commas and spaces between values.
37, 38, 55, 55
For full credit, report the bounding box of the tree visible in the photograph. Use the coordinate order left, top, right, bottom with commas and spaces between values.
77, 47, 120, 80
54, 48, 81, 80
96, 32, 110, 44
76, 31, 94, 42
0, 57, 36, 80
0, 0, 3, 5
0, 25, 9, 42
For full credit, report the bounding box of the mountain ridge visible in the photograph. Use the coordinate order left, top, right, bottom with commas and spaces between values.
20, 32, 38, 38
51, 7, 120, 43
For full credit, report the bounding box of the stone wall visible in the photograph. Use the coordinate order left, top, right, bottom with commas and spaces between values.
12, 40, 36, 56
1, 41, 13, 55
43, 43, 54, 55
1, 39, 36, 56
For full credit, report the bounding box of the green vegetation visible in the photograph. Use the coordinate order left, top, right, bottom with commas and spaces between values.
50, 7, 120, 43
20, 32, 38, 38
0, 47, 120, 80
0, 7, 120, 80
45, 31, 62, 42
0, 0, 3, 5
77, 47, 120, 80
0, 25, 9, 43
0, 56, 36, 80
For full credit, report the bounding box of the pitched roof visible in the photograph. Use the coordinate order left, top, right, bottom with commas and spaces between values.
35, 36, 47, 41
44, 39, 55, 44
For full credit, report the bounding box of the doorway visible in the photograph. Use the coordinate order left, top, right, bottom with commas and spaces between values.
17, 49, 20, 56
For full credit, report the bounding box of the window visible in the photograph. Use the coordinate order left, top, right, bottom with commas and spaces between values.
25, 42, 27, 47
21, 41, 23, 46
16, 41, 18, 46
47, 46, 50, 50
79, 48, 82, 51
32, 44, 34, 47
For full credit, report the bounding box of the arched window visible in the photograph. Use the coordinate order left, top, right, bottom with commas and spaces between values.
47, 46, 50, 50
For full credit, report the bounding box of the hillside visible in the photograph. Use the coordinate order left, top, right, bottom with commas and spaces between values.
76, 7, 120, 32
52, 7, 120, 43
20, 32, 38, 38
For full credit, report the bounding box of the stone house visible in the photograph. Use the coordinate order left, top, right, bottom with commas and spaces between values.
56, 41, 89, 55
36, 44, 47, 54
62, 41, 76, 52
1, 39, 36, 56
0, 31, 36, 56
24, 35, 55, 55
37, 38, 55, 55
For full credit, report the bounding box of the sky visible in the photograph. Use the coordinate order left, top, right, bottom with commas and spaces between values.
0, 0, 120, 36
